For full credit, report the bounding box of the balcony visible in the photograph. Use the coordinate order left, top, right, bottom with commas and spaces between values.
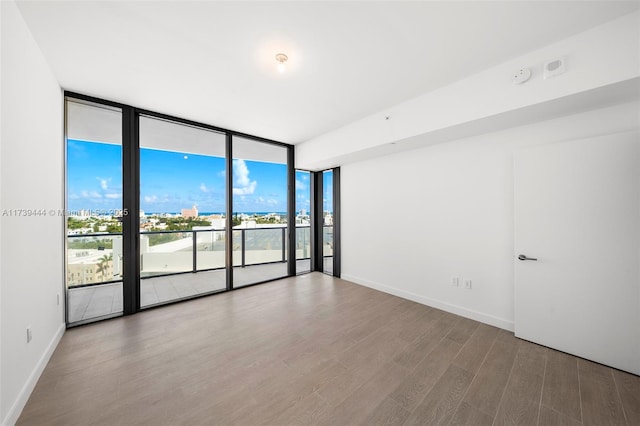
66, 225, 329, 324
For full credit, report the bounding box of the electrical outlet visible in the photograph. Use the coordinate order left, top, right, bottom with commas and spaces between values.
451, 277, 459, 287
464, 280, 472, 289
26, 326, 32, 343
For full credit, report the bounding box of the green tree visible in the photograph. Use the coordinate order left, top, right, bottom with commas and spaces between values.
67, 217, 86, 230
95, 254, 112, 281
106, 223, 122, 233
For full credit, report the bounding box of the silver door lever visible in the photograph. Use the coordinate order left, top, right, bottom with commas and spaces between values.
518, 254, 537, 261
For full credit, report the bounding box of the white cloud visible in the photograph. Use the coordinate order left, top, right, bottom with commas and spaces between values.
144, 195, 158, 203
199, 183, 209, 193
233, 183, 256, 195
97, 177, 111, 190
296, 179, 306, 190
232, 159, 257, 195
104, 193, 121, 199
234, 159, 250, 186
81, 190, 102, 199
254, 197, 279, 207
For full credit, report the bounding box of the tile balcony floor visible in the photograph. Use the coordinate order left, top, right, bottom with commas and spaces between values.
67, 260, 316, 325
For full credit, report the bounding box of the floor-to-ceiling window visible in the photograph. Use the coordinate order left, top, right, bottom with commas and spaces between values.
295, 170, 311, 273
310, 167, 340, 277
139, 115, 227, 308
322, 169, 334, 275
65, 93, 309, 325
65, 98, 124, 325
231, 136, 289, 287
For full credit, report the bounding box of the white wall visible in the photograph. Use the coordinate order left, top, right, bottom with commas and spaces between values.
341, 101, 640, 330
1, 2, 65, 425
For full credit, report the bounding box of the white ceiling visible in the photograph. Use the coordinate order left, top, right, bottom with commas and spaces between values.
16, 1, 640, 144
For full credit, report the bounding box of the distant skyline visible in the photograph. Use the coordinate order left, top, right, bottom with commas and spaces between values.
67, 140, 314, 214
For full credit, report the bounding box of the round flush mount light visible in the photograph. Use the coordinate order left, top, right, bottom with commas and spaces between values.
275, 53, 288, 73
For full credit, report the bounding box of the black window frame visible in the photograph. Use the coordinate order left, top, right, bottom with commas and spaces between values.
311, 168, 340, 277
64, 91, 301, 324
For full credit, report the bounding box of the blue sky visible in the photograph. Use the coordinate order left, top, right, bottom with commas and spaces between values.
67, 140, 311, 214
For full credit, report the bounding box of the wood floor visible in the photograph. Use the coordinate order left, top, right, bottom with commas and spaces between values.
18, 273, 640, 425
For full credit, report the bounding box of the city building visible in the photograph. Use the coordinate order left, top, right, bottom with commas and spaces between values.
180, 205, 198, 218
2, 2, 639, 425
66, 256, 115, 287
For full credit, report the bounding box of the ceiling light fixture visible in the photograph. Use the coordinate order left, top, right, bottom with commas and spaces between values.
275, 53, 288, 73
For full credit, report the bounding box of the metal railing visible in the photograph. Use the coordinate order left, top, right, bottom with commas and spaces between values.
67, 225, 317, 287
66, 233, 123, 288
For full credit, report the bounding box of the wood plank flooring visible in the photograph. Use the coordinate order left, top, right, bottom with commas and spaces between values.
18, 273, 640, 425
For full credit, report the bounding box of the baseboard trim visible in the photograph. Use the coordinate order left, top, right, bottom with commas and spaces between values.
2, 322, 65, 426
341, 273, 514, 332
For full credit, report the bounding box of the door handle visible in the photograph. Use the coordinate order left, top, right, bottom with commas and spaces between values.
518, 254, 537, 261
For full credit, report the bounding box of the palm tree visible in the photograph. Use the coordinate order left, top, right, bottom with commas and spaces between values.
95, 254, 112, 282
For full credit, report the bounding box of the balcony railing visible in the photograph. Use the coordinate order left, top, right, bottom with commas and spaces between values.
66, 225, 323, 288
66, 233, 123, 288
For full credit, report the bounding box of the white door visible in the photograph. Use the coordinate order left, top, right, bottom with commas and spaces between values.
514, 130, 639, 375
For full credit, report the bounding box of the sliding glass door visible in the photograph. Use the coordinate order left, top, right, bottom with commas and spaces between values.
231, 137, 289, 287
139, 116, 227, 308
